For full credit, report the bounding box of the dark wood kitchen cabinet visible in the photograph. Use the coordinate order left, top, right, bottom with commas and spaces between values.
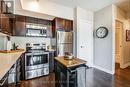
52, 17, 73, 37
0, 0, 14, 35
0, 73, 8, 87
26, 16, 38, 24
13, 15, 26, 36
49, 51, 55, 73
55, 18, 73, 30
0, 15, 13, 35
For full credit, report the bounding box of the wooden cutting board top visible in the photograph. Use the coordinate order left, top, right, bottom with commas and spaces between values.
0, 49, 25, 53
55, 56, 87, 68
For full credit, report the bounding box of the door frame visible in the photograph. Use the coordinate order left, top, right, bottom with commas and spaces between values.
77, 19, 93, 67
115, 20, 124, 68
112, 19, 124, 74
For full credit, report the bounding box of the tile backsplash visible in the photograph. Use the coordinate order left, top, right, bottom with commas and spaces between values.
11, 36, 51, 49
0, 34, 51, 50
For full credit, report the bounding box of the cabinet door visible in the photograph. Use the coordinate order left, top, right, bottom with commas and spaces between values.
0, 0, 13, 35
55, 18, 65, 29
0, 73, 8, 87
52, 19, 56, 38
1, 1, 7, 14
26, 16, 38, 24
14, 15, 26, 36
49, 52, 54, 73
65, 20, 73, 30
1, 14, 11, 35
55, 18, 73, 30
38, 18, 49, 25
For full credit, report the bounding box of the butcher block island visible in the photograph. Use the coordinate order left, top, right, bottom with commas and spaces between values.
55, 56, 88, 87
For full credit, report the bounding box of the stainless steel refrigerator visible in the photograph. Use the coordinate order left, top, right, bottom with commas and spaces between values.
57, 31, 73, 56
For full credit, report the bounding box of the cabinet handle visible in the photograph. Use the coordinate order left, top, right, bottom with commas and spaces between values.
0, 77, 8, 86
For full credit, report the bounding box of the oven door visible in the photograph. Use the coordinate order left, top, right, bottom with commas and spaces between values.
25, 52, 49, 71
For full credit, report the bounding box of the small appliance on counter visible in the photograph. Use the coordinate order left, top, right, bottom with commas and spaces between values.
6, 36, 12, 51
24, 43, 49, 80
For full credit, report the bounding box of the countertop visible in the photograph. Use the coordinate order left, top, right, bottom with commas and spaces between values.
0, 49, 25, 53
55, 56, 87, 68
0, 50, 25, 80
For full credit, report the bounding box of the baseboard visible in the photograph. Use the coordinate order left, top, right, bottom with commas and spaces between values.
121, 62, 130, 69
93, 65, 114, 75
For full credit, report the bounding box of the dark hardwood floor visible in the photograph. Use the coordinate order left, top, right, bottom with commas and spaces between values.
20, 73, 55, 87
20, 64, 130, 87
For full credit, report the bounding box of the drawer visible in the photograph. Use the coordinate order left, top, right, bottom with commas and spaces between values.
25, 70, 37, 80
37, 68, 44, 77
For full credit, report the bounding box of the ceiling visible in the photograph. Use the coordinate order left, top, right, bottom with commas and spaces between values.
47, 0, 115, 11
115, 0, 130, 13
115, 0, 130, 19
46, 0, 130, 19
17, 0, 130, 19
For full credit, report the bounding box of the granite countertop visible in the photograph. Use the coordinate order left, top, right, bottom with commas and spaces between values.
55, 56, 87, 68
0, 50, 25, 80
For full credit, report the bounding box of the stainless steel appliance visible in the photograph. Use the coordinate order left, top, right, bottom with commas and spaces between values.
25, 43, 49, 80
26, 24, 47, 37
57, 31, 73, 56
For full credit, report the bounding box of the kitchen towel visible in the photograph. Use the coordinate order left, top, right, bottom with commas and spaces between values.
77, 66, 86, 87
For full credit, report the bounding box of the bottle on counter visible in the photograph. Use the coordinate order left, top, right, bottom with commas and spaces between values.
6, 36, 12, 51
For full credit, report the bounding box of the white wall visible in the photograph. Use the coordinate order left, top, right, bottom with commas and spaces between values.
20, 0, 74, 20
76, 7, 94, 22
114, 5, 130, 68
94, 5, 113, 74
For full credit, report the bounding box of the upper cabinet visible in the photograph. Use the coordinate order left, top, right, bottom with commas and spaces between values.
26, 16, 38, 24
0, 0, 13, 35
13, 15, 52, 37
55, 18, 73, 30
52, 17, 73, 37
13, 15, 26, 36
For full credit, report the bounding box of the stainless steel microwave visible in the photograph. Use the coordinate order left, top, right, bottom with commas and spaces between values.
26, 23, 48, 37
26, 28, 47, 37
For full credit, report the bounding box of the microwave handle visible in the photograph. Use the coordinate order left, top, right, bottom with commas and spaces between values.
40, 30, 43, 35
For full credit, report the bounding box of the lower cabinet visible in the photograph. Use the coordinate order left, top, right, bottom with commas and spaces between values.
0, 54, 23, 87
0, 73, 8, 87
49, 51, 55, 73
8, 58, 21, 86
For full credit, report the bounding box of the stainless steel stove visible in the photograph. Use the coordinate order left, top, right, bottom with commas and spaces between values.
25, 43, 49, 80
